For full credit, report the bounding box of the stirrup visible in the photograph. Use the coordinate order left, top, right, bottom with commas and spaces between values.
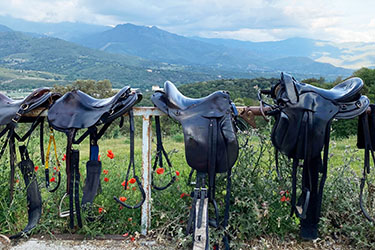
59, 193, 75, 218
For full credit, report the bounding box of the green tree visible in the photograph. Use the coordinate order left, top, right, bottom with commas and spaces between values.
353, 67, 375, 102
53, 79, 116, 98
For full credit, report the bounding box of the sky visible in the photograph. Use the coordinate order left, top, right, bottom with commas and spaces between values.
0, 0, 374, 43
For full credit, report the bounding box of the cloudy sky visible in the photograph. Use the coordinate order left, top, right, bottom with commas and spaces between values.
0, 0, 374, 42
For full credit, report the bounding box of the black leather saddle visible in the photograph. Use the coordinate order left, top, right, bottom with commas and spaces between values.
152, 81, 239, 249
0, 88, 60, 239
153, 81, 239, 173
263, 72, 369, 240
48, 86, 144, 229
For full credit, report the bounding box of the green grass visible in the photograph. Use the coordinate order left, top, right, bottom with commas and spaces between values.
1, 125, 375, 248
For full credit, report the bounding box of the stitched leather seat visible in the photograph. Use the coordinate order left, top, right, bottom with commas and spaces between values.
48, 86, 141, 130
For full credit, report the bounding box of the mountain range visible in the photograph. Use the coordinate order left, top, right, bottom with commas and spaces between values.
0, 17, 374, 90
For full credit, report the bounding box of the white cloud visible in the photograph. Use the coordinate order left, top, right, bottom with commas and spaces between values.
0, 0, 374, 42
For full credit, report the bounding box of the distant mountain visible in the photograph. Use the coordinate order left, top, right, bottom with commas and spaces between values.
73, 23, 352, 78
74, 23, 266, 70
0, 31, 232, 89
193, 37, 375, 70
0, 24, 12, 32
0, 15, 111, 41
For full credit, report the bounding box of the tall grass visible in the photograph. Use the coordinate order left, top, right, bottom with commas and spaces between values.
0, 122, 375, 248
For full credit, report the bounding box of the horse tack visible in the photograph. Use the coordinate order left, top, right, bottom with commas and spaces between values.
262, 72, 369, 240
0, 88, 61, 239
47, 87, 143, 229
152, 81, 239, 249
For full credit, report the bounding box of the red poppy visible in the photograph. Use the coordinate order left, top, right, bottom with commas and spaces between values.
132, 187, 137, 191
129, 178, 136, 184
103, 169, 109, 175
180, 192, 190, 199
121, 181, 126, 187
286, 197, 290, 202
107, 150, 114, 159
62, 154, 66, 161
98, 207, 103, 213
54, 167, 57, 170
280, 196, 286, 202
15, 179, 19, 183
119, 196, 127, 202
104, 177, 109, 182
50, 177, 56, 182
175, 170, 180, 176
156, 168, 165, 175
128, 217, 132, 222
131, 237, 135, 242
98, 154, 101, 161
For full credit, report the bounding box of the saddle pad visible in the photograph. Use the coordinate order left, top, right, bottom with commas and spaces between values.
152, 81, 238, 174
48, 87, 141, 131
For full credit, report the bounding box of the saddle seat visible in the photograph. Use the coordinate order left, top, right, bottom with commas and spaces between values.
48, 86, 141, 131
297, 77, 363, 102
163, 81, 229, 111
281, 74, 364, 104
0, 88, 57, 125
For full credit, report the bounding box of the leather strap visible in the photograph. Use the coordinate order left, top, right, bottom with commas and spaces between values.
114, 110, 146, 209
152, 116, 176, 190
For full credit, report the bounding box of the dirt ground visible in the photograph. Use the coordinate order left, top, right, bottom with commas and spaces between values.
0, 234, 354, 250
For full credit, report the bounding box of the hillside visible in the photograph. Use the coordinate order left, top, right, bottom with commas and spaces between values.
74, 23, 352, 78
0, 31, 232, 89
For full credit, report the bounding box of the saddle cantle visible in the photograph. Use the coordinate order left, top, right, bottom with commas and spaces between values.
152, 81, 239, 174
152, 81, 239, 249
48, 86, 143, 229
265, 72, 369, 240
0, 88, 61, 239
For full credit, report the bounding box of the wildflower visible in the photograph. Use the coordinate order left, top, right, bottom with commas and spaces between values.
119, 196, 127, 202
132, 187, 137, 191
34, 166, 39, 172
15, 179, 19, 183
131, 236, 135, 242
54, 167, 57, 170
175, 170, 180, 176
156, 168, 165, 175
50, 177, 56, 182
180, 193, 190, 199
280, 196, 286, 202
129, 178, 136, 184
103, 169, 109, 175
128, 217, 132, 222
107, 150, 114, 159
286, 197, 290, 202
98, 154, 101, 161
279, 190, 285, 195
62, 154, 66, 161
121, 181, 126, 187
104, 177, 109, 182
98, 207, 103, 213
122, 233, 129, 237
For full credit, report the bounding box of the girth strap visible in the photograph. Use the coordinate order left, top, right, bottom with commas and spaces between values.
359, 111, 375, 222
152, 116, 176, 190
114, 110, 146, 209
